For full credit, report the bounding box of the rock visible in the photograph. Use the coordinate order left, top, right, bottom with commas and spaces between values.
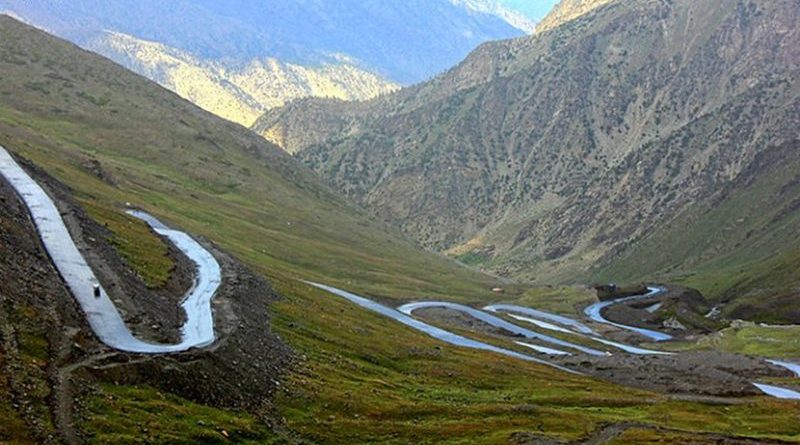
663, 317, 687, 331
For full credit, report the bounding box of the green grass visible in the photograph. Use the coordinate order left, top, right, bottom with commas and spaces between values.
80, 199, 174, 288
0, 302, 57, 441
267, 278, 800, 444
81, 384, 285, 445
455, 251, 490, 267
677, 324, 800, 359
504, 285, 595, 314
677, 249, 800, 323
2, 17, 800, 445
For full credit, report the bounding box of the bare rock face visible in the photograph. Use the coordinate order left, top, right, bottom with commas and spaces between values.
663, 317, 687, 331
535, 0, 616, 33
263, 0, 800, 320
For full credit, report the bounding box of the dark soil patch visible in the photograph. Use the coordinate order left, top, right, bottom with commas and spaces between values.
513, 421, 799, 445
559, 351, 791, 398
412, 307, 524, 338
0, 171, 100, 444
600, 285, 715, 339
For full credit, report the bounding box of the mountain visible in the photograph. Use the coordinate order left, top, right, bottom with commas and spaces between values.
0, 14, 500, 306
0, 15, 511, 440
2, 15, 800, 445
258, 0, 800, 321
450, 0, 537, 33
535, 0, 616, 32
0, 0, 531, 127
82, 30, 397, 126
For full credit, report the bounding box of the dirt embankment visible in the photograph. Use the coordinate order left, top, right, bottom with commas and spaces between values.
18, 157, 191, 344
593, 283, 649, 301
0, 158, 292, 444
0, 168, 91, 443
601, 285, 719, 337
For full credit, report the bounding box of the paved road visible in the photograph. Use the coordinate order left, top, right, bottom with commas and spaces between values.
752, 383, 800, 400
305, 282, 580, 374
586, 284, 800, 398
583, 287, 673, 342
313, 282, 800, 400
0, 146, 220, 353
397, 301, 607, 356
767, 360, 800, 378
515, 341, 571, 356
483, 304, 596, 335
4, 145, 795, 400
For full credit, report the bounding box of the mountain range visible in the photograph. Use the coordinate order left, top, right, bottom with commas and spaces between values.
257, 0, 800, 321
0, 0, 532, 126
2, 4, 800, 444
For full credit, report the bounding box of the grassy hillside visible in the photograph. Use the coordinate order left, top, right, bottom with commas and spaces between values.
2, 15, 800, 445
0, 14, 500, 303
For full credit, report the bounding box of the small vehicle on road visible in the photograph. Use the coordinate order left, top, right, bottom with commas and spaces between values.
93, 283, 101, 298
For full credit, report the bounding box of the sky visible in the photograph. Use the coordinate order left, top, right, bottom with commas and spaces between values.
498, 0, 560, 21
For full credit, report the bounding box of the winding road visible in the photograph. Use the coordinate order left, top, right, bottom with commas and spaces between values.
2, 144, 797, 400
312, 282, 800, 400
398, 301, 608, 356
0, 146, 221, 354
767, 360, 800, 378
484, 304, 596, 335
752, 383, 800, 399
584, 287, 673, 342
485, 304, 671, 355
304, 282, 579, 374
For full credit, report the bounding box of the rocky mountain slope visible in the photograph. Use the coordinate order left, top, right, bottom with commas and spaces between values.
0, 14, 500, 309
259, 0, 800, 321
84, 30, 397, 126
1, 0, 530, 126
535, 0, 616, 32
3, 15, 800, 445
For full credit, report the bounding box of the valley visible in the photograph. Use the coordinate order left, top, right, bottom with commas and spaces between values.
0, 0, 799, 443
3, 141, 799, 442
261, 0, 800, 325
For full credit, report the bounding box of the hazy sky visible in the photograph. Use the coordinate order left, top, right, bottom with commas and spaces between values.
498, 0, 560, 21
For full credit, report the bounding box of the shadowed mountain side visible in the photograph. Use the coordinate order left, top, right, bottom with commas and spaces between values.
258, 0, 800, 321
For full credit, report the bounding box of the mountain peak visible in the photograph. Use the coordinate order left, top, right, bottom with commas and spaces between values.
536, 0, 616, 33
450, 0, 537, 33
